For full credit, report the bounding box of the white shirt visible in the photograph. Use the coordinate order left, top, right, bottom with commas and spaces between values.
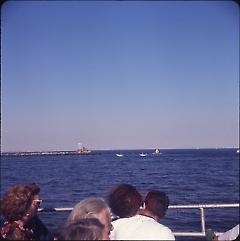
110, 215, 175, 240
218, 224, 239, 241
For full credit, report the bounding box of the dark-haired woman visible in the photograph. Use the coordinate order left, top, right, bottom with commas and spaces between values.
0, 183, 52, 240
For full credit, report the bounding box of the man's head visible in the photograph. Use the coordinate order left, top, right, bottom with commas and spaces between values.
144, 190, 169, 221
107, 183, 142, 218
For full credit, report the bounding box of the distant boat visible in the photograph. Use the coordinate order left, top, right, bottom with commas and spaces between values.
139, 153, 147, 157
153, 148, 161, 155
116, 153, 124, 157
237, 149, 240, 154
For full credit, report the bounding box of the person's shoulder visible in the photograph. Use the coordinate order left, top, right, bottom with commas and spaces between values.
134, 222, 175, 240
110, 217, 139, 240
113, 215, 142, 224
155, 223, 175, 240
112, 216, 142, 234
154, 222, 174, 232
141, 220, 175, 239
157, 222, 173, 230
112, 217, 129, 227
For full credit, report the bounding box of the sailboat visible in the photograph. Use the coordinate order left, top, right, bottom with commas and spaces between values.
152, 148, 161, 155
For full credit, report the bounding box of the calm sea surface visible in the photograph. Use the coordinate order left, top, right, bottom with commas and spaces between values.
1, 149, 239, 240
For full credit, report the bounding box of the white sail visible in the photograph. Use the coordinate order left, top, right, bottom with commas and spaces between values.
152, 148, 161, 155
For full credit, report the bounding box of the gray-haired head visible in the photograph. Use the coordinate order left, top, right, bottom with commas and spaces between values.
67, 198, 112, 240
67, 198, 110, 222
58, 218, 105, 240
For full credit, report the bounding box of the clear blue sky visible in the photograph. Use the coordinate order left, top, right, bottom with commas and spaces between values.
1, 1, 239, 152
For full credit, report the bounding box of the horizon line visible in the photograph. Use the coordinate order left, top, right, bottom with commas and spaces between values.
1, 146, 239, 153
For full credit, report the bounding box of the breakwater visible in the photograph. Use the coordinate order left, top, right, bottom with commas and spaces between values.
1, 150, 93, 157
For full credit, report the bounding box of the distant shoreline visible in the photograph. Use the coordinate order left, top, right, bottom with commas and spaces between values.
1, 148, 238, 157
0, 150, 93, 157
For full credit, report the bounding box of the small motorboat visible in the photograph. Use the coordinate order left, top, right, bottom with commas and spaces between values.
116, 153, 124, 157
139, 153, 147, 157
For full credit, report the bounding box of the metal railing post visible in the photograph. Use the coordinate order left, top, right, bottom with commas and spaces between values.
200, 207, 205, 234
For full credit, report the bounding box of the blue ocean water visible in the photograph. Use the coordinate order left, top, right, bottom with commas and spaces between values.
1, 149, 239, 240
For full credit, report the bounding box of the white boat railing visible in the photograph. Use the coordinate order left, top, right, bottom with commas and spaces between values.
38, 203, 239, 237
169, 203, 239, 237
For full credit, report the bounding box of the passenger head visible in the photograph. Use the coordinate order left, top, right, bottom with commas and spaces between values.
58, 218, 105, 240
107, 183, 142, 218
144, 190, 169, 221
67, 198, 112, 240
0, 183, 41, 223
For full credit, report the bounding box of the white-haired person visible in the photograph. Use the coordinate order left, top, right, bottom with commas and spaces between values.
57, 218, 105, 240
58, 197, 112, 240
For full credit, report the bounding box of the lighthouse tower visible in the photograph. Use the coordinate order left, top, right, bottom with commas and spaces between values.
76, 142, 91, 154
77, 142, 84, 153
